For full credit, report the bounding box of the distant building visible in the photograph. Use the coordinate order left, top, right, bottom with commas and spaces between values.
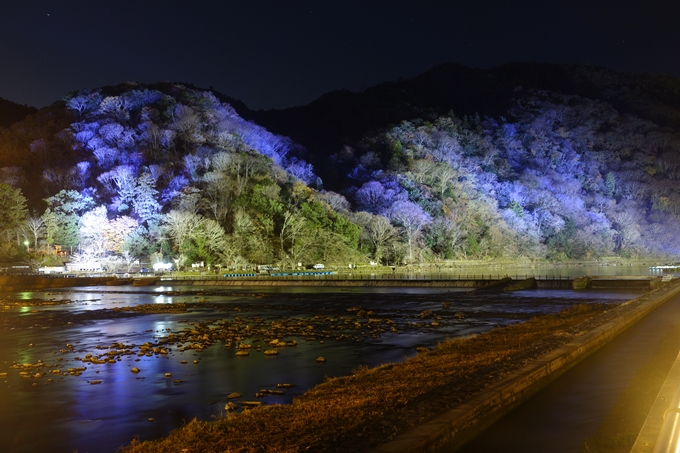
38, 266, 65, 274
65, 261, 102, 272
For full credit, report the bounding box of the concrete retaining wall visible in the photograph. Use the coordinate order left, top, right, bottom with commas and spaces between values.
536, 279, 574, 289
503, 277, 537, 291
590, 279, 654, 290
167, 276, 655, 290
0, 275, 658, 291
0, 275, 112, 291
172, 279, 484, 288
369, 281, 680, 453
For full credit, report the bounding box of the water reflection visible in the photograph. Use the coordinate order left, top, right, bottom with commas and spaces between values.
153, 294, 173, 304
0, 285, 642, 453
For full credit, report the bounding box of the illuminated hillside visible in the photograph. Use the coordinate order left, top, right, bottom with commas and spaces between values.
1, 64, 680, 268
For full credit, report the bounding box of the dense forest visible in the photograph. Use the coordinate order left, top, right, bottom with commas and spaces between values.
1, 63, 680, 271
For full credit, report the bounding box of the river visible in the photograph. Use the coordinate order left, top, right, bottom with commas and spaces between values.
0, 283, 646, 453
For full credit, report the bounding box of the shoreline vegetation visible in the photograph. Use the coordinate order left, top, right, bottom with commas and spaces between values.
116, 282, 675, 453
6, 72, 680, 280
0, 257, 666, 292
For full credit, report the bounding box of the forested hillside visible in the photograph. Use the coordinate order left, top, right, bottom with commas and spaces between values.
1, 64, 679, 270
0, 83, 359, 270
341, 94, 680, 261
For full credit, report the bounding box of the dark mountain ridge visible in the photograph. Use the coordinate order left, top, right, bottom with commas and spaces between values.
0, 97, 37, 128
251, 62, 680, 181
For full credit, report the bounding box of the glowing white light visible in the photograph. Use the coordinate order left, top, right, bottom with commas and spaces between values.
153, 262, 173, 271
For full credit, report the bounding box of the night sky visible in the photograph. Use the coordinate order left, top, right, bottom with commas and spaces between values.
2, 1, 679, 110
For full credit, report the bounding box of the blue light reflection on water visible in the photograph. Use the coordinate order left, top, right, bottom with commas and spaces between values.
0, 285, 642, 453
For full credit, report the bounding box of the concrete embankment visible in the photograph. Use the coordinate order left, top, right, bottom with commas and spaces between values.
173, 278, 483, 288
173, 276, 658, 290
369, 280, 680, 453
1, 275, 661, 291
0, 275, 112, 291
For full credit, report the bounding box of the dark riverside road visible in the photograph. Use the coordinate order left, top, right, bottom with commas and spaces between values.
454, 292, 680, 453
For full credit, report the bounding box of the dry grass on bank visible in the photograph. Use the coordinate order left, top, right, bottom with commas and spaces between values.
119, 304, 612, 453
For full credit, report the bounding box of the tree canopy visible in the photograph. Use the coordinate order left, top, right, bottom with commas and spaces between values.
2, 66, 680, 267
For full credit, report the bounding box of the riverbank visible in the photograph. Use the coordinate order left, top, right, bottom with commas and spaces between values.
398, 257, 666, 271
182, 278, 483, 287
0, 275, 112, 291
117, 280, 680, 453
0, 257, 667, 292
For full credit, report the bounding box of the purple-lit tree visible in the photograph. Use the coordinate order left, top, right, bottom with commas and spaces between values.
286, 158, 316, 185
120, 89, 162, 111
355, 181, 385, 212
98, 165, 137, 212
92, 146, 120, 169
236, 120, 292, 165
355, 180, 406, 214
160, 175, 190, 205
171, 104, 203, 144
75, 161, 91, 188
65, 91, 102, 116
99, 96, 129, 122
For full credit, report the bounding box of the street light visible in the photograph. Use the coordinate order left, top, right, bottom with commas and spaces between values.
23, 240, 29, 252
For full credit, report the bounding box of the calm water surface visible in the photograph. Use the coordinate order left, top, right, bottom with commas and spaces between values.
0, 285, 641, 453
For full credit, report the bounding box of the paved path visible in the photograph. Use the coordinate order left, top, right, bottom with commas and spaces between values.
453, 292, 680, 453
